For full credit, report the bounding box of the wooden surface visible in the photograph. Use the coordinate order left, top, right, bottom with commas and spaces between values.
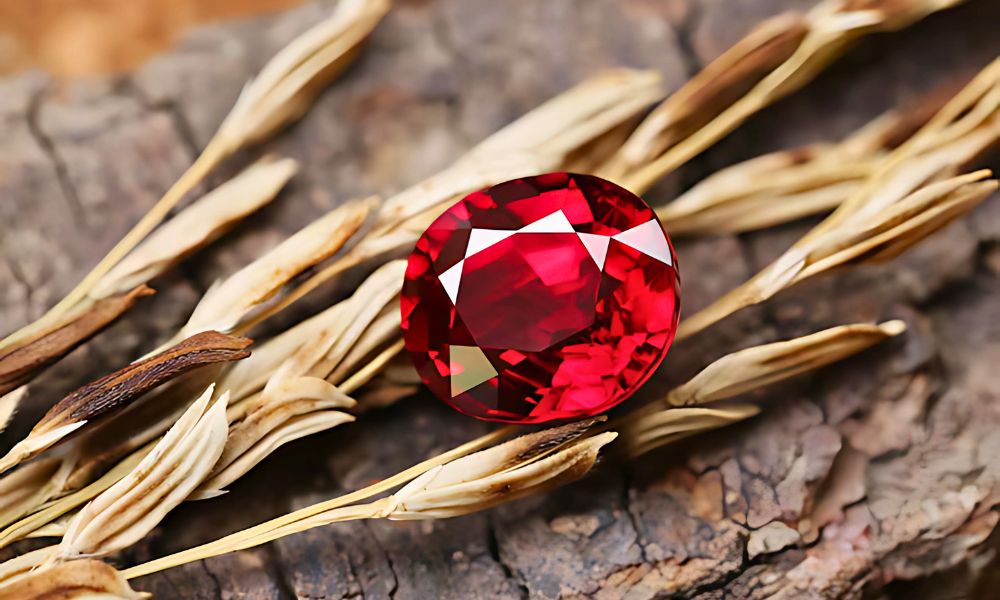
2, 1, 999, 598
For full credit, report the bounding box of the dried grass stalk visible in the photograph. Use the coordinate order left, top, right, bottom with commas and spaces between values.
176, 198, 374, 339
0, 557, 146, 600
656, 87, 951, 235
122, 419, 611, 577
620, 404, 761, 459
0, 447, 149, 548
678, 168, 996, 339
193, 262, 406, 496
58, 386, 228, 559
242, 69, 665, 329
0, 0, 389, 352
0, 331, 249, 475
809, 57, 1000, 238
667, 320, 906, 406
0, 286, 154, 396
601, 0, 966, 193
90, 156, 298, 300
0, 457, 66, 530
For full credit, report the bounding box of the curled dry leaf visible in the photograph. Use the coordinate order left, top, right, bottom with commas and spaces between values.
667, 320, 907, 406
0, 331, 249, 475
620, 404, 761, 459
177, 198, 374, 339
0, 557, 146, 600
656, 85, 951, 235
0, 286, 154, 396
12, 0, 390, 342
602, 0, 966, 193
59, 386, 228, 559
90, 156, 298, 300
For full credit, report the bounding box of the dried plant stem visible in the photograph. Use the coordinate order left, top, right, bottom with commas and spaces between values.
0, 0, 391, 353
122, 424, 516, 579
605, 0, 966, 193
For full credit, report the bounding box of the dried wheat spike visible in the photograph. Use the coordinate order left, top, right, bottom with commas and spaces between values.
1, 0, 390, 353
90, 156, 298, 300
656, 85, 954, 235
58, 386, 228, 559
601, 0, 967, 193
0, 555, 146, 599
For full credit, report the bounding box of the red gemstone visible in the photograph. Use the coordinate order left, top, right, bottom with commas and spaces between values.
400, 173, 680, 423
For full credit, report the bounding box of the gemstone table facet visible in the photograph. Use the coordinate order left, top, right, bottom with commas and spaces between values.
401, 173, 680, 423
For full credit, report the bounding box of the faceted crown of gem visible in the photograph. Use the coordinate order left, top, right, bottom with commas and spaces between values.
401, 172, 680, 424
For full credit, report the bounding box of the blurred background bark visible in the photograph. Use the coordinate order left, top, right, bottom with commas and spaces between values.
0, 1, 998, 598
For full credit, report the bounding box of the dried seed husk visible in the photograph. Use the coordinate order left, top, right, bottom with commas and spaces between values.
0, 286, 154, 396
667, 320, 906, 406
177, 198, 374, 339
0, 446, 149, 548
0, 457, 67, 530
241, 69, 665, 330
0, 556, 146, 599
90, 156, 298, 300
5, 0, 390, 348
122, 419, 610, 576
0, 331, 249, 475
620, 405, 761, 459
679, 171, 996, 339
655, 85, 953, 236
59, 386, 228, 559
214, 0, 391, 152
0, 387, 25, 433
0, 546, 57, 585
604, 0, 967, 193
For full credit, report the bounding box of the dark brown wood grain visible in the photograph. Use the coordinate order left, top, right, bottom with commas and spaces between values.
0, 0, 998, 598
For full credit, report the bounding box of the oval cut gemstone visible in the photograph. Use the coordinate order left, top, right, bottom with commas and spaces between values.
401, 173, 680, 423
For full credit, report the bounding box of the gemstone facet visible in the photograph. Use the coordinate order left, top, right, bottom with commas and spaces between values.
401, 173, 680, 423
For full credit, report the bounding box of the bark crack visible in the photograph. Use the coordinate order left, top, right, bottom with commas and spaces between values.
487, 516, 529, 599
25, 88, 89, 229
363, 522, 398, 600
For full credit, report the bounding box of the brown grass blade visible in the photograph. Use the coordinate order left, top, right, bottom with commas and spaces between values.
602, 0, 966, 193
0, 286, 154, 397
0, 556, 147, 599
58, 386, 228, 559
0, 331, 249, 474
90, 156, 298, 300
667, 320, 906, 406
